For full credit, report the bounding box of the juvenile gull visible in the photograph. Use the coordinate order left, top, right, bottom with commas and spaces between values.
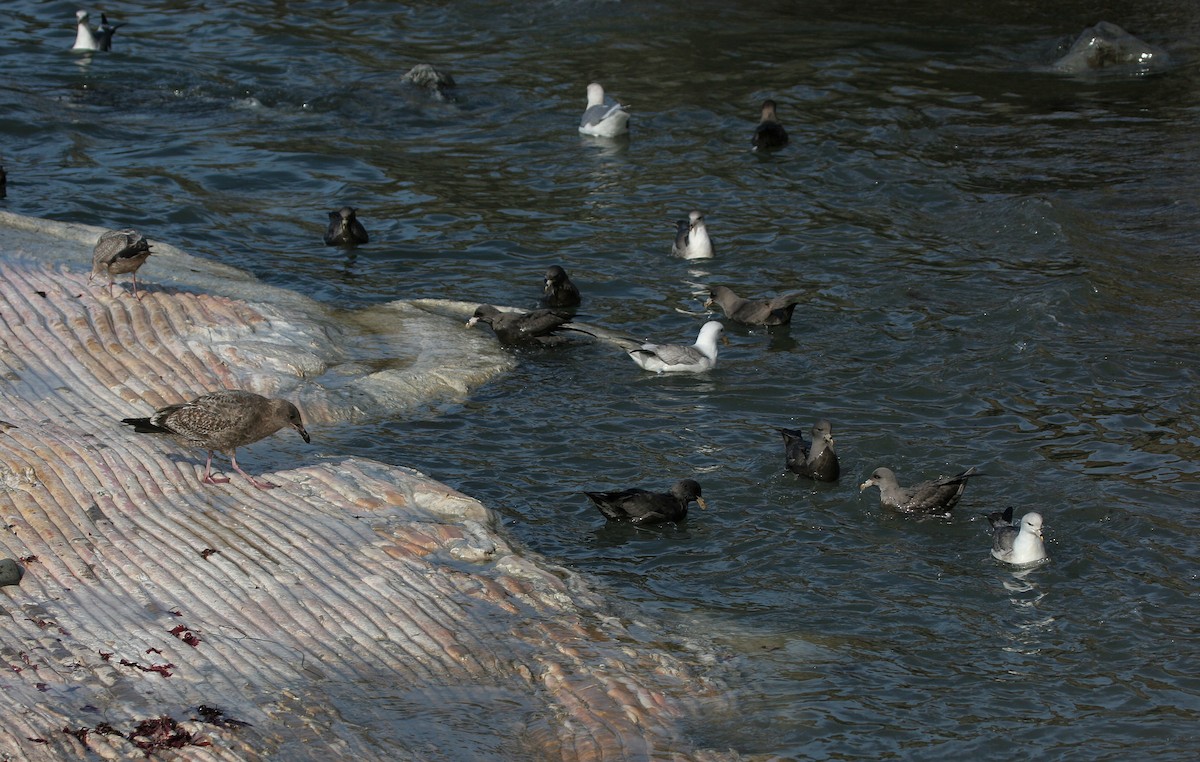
121, 390, 311, 490
752, 99, 788, 152
779, 420, 840, 481
579, 82, 630, 137
586, 479, 707, 525
706, 285, 804, 326
568, 320, 725, 373
71, 10, 122, 52
987, 507, 1048, 567
90, 228, 152, 298
324, 206, 369, 247
671, 211, 714, 260
859, 466, 980, 515
466, 305, 572, 346
540, 265, 582, 310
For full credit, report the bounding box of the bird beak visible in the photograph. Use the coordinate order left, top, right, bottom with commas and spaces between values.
720, 334, 730, 346
695, 496, 708, 510
465, 317, 479, 328
858, 479, 873, 492
295, 424, 311, 444
703, 297, 715, 310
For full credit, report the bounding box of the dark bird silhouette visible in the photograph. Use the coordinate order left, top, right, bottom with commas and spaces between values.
466, 305, 572, 346
585, 479, 707, 524
540, 265, 581, 310
706, 285, 804, 326
752, 99, 788, 152
324, 206, 369, 247
779, 420, 840, 481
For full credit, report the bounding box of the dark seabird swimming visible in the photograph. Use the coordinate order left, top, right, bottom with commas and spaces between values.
323, 206, 369, 247
671, 211, 714, 260
90, 229, 153, 299
567, 320, 725, 373
466, 305, 572, 346
402, 63, 456, 100
779, 420, 840, 481
541, 265, 581, 310
579, 82, 630, 137
859, 466, 980, 514
72, 10, 122, 52
121, 390, 310, 490
585, 479, 707, 524
0, 165, 6, 198
752, 99, 789, 152
705, 285, 804, 326
987, 507, 1048, 567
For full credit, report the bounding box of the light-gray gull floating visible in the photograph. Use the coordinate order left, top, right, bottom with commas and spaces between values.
579, 83, 630, 137
324, 206, 369, 247
466, 305, 573, 346
121, 390, 311, 490
540, 265, 581, 310
568, 320, 725, 373
671, 211, 714, 260
706, 285, 804, 326
72, 10, 122, 52
987, 507, 1048, 567
752, 99, 788, 152
90, 228, 152, 298
585, 479, 707, 524
860, 465, 980, 515
779, 420, 840, 481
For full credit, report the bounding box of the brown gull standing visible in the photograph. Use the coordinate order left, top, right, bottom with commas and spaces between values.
752, 99, 788, 152
540, 265, 581, 310
585, 479, 707, 525
324, 206, 369, 247
779, 420, 840, 481
90, 229, 153, 298
706, 285, 804, 326
859, 466, 980, 515
121, 390, 310, 490
466, 304, 573, 346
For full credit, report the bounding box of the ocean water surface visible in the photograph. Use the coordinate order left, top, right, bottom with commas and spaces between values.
2, 0, 1198, 758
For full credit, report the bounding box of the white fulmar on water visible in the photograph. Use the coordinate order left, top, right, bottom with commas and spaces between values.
122, 390, 310, 490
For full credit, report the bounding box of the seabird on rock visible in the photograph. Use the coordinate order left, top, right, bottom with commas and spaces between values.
541, 265, 581, 310
705, 285, 804, 326
323, 206, 369, 247
72, 10, 122, 52
121, 390, 310, 490
752, 99, 788, 152
585, 479, 707, 524
568, 320, 726, 373
90, 229, 152, 299
579, 82, 630, 137
859, 466, 980, 515
466, 304, 572, 346
671, 211, 714, 260
987, 507, 1048, 567
779, 420, 840, 481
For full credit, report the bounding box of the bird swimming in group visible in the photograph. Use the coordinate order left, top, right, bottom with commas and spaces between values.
705, 285, 804, 326
90, 228, 152, 299
987, 507, 1048, 567
466, 304, 573, 346
72, 10, 122, 52
752, 99, 788, 152
859, 465, 980, 515
779, 420, 840, 481
579, 82, 630, 137
671, 211, 714, 260
585, 479, 707, 525
568, 320, 726, 373
121, 390, 311, 491
540, 265, 581, 310
323, 206, 369, 247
